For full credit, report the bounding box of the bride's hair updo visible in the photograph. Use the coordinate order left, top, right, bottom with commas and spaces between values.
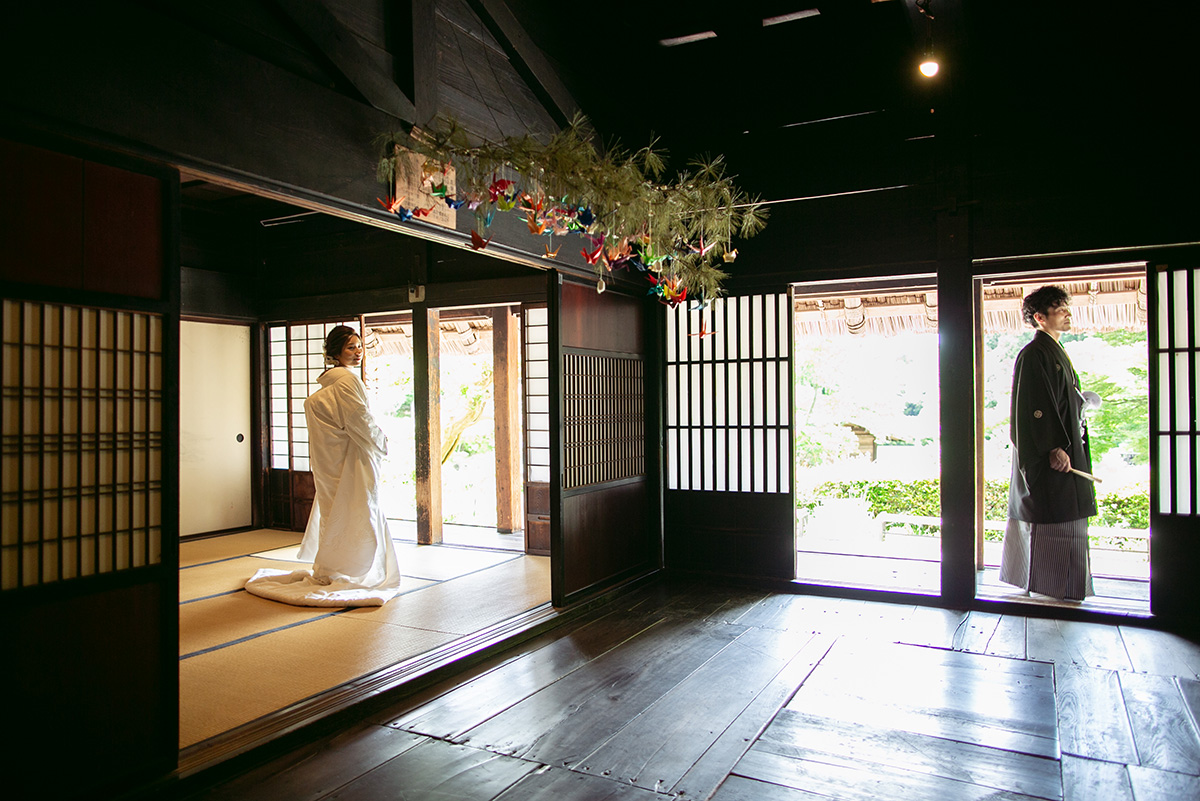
324, 325, 359, 365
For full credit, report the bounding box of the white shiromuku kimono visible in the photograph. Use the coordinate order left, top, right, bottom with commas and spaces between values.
245, 366, 401, 606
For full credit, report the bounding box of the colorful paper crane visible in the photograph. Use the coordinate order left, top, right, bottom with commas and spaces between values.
377, 195, 405, 214
470, 229, 492, 250
648, 274, 687, 307
525, 213, 547, 236
488, 178, 516, 203
581, 241, 605, 264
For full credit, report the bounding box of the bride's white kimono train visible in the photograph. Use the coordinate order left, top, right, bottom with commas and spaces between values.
245, 367, 401, 607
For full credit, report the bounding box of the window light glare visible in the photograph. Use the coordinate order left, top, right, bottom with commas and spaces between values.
919, 59, 939, 77
763, 9, 820, 26
659, 31, 717, 47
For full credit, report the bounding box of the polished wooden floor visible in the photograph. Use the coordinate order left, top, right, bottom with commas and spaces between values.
183, 576, 1200, 801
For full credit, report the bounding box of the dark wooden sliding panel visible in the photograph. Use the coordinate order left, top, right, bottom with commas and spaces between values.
0, 136, 178, 797
663, 293, 795, 580
553, 277, 657, 606
1149, 262, 1199, 623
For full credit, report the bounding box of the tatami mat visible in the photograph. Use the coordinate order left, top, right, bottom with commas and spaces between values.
254, 541, 522, 582
180, 529, 303, 567
178, 529, 552, 750
180, 592, 339, 656
180, 615, 459, 747
180, 556, 307, 603
347, 555, 551, 636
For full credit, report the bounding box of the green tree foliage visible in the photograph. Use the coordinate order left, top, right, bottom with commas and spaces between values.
1077, 366, 1149, 463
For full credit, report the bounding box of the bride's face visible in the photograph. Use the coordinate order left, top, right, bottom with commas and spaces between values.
337, 335, 363, 368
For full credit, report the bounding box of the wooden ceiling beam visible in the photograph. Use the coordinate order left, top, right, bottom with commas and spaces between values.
468, 0, 581, 128
274, 0, 417, 122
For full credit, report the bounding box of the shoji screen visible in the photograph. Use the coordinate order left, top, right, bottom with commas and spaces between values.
266, 320, 358, 471
1, 300, 164, 589
663, 292, 795, 580
265, 319, 357, 528
523, 304, 550, 485
1153, 265, 1197, 516
665, 294, 791, 493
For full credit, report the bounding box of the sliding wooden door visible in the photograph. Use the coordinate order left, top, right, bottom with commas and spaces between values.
551, 276, 658, 605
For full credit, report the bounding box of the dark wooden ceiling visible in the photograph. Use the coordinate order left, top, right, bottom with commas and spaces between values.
502, 0, 1199, 200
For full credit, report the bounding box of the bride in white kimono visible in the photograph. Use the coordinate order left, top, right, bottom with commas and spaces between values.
245, 326, 402, 606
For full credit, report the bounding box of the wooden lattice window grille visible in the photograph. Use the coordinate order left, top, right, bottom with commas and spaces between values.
665, 293, 791, 493
1, 300, 164, 590
267, 320, 358, 473
562, 351, 645, 489
1153, 265, 1198, 516
523, 304, 551, 484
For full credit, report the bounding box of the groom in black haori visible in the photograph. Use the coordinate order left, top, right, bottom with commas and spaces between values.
1000, 285, 1098, 601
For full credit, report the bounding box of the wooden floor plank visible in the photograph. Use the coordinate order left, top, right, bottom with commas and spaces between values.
574, 626, 814, 791
1118, 626, 1200, 680
1055, 663, 1138, 763
1179, 677, 1200, 738
733, 744, 1051, 801
710, 774, 830, 801
953, 611, 1004, 653
825, 638, 1053, 679
191, 726, 425, 801
730, 593, 866, 634
757, 707, 1063, 800
1120, 671, 1200, 775
389, 608, 662, 738
787, 642, 1059, 758
186, 575, 1200, 801
323, 738, 536, 801
492, 765, 665, 801
1126, 763, 1200, 801
457, 618, 744, 765
1060, 755, 1132, 801
1027, 619, 1134, 671
985, 614, 1030, 660
671, 633, 837, 801
897, 606, 971, 649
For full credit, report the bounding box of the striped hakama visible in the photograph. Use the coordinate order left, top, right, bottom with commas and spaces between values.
999, 518, 1094, 601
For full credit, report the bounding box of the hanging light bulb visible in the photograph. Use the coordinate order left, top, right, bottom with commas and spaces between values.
917, 0, 938, 78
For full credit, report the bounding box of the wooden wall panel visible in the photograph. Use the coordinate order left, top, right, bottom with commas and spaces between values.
664, 491, 795, 581
560, 280, 644, 353
1, 138, 163, 299
83, 161, 163, 299
563, 481, 651, 595
4, 578, 172, 796
0, 138, 84, 288
291, 470, 315, 533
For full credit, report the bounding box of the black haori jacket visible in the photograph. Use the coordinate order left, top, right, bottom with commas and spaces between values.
1007, 330, 1098, 523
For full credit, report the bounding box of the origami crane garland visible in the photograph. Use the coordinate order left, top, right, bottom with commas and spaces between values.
377, 115, 768, 305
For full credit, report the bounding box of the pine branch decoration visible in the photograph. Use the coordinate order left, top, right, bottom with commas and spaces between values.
377, 114, 768, 304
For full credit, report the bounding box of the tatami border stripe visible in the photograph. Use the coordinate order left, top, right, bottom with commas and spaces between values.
178, 555, 531, 658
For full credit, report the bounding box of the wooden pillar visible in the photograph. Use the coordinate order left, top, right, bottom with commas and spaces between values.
492, 307, 522, 532
973, 280, 986, 570
938, 223, 976, 606
414, 308, 442, 544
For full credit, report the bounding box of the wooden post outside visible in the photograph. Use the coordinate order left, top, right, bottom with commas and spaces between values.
414, 308, 442, 545
973, 280, 986, 570
492, 307, 522, 532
